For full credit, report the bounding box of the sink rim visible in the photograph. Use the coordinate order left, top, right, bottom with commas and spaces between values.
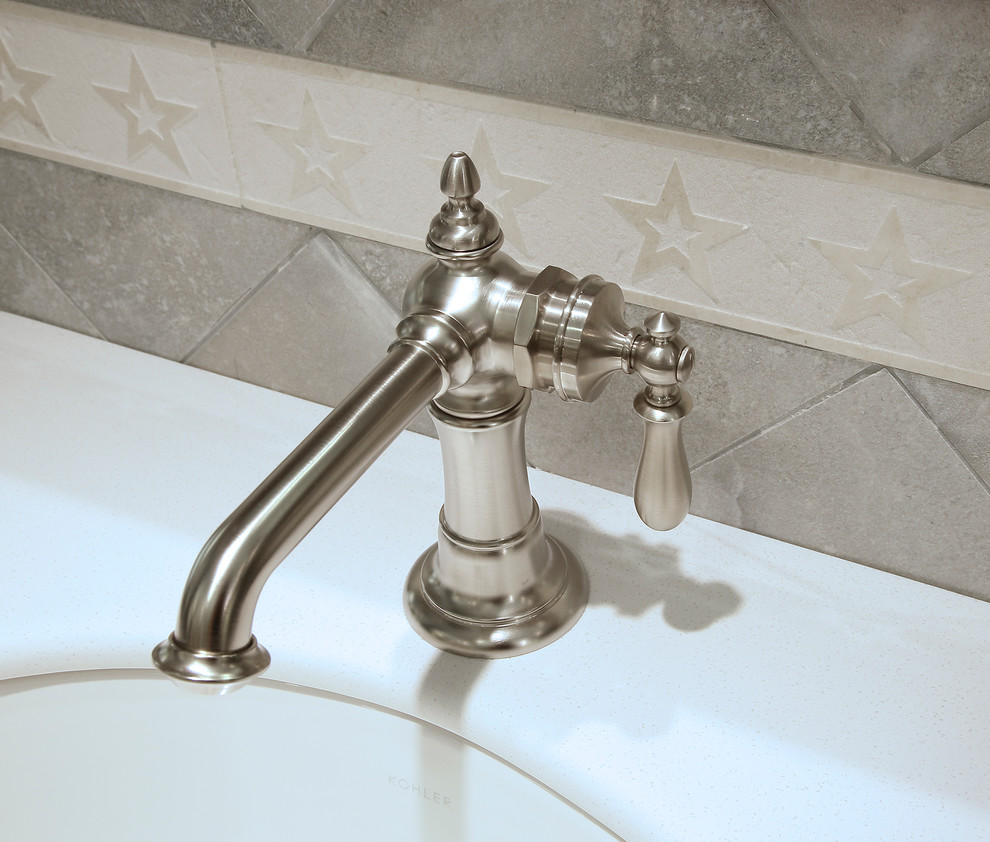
0, 667, 623, 841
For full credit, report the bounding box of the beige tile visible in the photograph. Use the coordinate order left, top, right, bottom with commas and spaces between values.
691, 369, 990, 600
0, 5, 240, 196
6, 2, 990, 388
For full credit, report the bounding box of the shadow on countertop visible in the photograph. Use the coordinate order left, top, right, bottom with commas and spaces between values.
544, 508, 742, 633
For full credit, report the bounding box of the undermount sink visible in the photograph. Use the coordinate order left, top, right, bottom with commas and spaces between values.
0, 670, 617, 842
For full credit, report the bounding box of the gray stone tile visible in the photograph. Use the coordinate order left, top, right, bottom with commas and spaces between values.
244, 0, 334, 50
895, 369, 990, 490
691, 369, 990, 600
310, 0, 891, 163
0, 224, 103, 338
20, 0, 280, 49
919, 117, 990, 186
524, 309, 868, 496
330, 231, 428, 314
769, 0, 990, 163
0, 149, 311, 361
188, 233, 401, 409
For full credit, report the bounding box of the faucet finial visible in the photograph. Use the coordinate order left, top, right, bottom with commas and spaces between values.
439, 150, 482, 199
427, 152, 503, 258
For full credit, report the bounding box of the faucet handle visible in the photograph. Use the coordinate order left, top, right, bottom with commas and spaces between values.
630, 313, 694, 531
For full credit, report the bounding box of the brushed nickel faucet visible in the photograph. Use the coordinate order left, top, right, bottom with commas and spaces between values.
153, 152, 693, 690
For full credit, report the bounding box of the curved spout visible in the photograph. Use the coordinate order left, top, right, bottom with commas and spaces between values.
153, 341, 446, 691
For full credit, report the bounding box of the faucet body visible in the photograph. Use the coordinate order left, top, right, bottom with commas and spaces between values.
153, 152, 693, 688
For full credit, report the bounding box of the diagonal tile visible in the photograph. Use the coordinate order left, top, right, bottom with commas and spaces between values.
0, 223, 102, 338
243, 0, 334, 50
309, 0, 890, 163
919, 117, 990, 187
895, 369, 990, 490
691, 368, 990, 599
330, 230, 428, 314
0, 149, 311, 360
187, 233, 400, 408
769, 0, 990, 162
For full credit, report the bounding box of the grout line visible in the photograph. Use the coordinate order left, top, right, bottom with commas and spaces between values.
844, 100, 903, 165
888, 368, 990, 497
907, 101, 990, 169
0, 219, 108, 341
293, 0, 343, 54
179, 229, 318, 363
209, 42, 248, 206
324, 231, 401, 318
238, 0, 286, 49
761, 0, 900, 164
690, 363, 883, 470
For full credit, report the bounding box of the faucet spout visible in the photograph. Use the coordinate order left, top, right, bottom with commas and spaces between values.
152, 342, 447, 691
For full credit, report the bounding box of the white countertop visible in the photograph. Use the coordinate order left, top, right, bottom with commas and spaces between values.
2, 312, 988, 841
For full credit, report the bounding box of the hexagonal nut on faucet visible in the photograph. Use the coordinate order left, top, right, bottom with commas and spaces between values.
511, 266, 575, 391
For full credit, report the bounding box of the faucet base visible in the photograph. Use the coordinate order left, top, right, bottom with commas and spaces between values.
151, 633, 271, 695
404, 535, 588, 658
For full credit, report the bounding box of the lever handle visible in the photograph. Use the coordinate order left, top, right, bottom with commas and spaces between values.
630, 312, 694, 531
633, 388, 692, 530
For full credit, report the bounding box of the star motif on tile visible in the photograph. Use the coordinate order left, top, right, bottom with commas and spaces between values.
605, 161, 747, 301
606, 162, 747, 302
810, 208, 972, 347
0, 36, 52, 138
465, 124, 549, 257
259, 89, 370, 216
93, 54, 196, 175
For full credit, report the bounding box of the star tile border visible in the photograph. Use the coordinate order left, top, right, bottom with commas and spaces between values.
259, 88, 370, 216
810, 208, 973, 348
0, 34, 51, 138
93, 53, 196, 175
606, 162, 747, 303
466, 124, 550, 258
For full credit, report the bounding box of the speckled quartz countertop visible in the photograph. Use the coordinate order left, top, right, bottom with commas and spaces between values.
2, 312, 989, 841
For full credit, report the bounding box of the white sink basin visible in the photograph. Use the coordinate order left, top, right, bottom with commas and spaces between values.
0, 670, 617, 842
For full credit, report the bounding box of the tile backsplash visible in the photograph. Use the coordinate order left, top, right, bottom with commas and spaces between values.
1, 0, 988, 601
